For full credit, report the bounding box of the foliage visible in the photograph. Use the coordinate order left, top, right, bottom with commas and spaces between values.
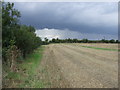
14, 25, 42, 57
6, 45, 21, 71
2, 2, 42, 63
49, 38, 119, 43
42, 37, 49, 45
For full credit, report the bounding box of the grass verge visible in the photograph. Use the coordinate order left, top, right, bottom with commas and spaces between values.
4, 46, 45, 88
81, 46, 119, 51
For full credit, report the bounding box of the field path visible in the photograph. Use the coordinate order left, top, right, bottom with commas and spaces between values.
38, 44, 118, 88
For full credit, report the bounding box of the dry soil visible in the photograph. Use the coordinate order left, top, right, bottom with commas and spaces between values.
37, 43, 118, 88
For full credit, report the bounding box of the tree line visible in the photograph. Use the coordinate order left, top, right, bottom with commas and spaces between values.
45, 38, 119, 44
2, 2, 43, 69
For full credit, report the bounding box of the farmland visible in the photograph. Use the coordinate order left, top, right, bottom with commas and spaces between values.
37, 43, 118, 88
2, 2, 119, 89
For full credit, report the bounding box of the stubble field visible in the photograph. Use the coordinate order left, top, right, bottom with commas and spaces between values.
37, 43, 118, 88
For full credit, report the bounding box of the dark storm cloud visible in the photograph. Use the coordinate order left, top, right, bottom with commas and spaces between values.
14, 2, 118, 36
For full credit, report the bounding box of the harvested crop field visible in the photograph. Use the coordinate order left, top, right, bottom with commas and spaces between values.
38, 43, 118, 88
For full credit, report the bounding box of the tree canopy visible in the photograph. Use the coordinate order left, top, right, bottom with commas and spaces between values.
2, 2, 42, 61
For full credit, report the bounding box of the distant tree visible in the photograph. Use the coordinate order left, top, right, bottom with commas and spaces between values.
82, 39, 88, 43
43, 37, 49, 45
51, 38, 56, 43
116, 40, 118, 43
73, 39, 78, 43
49, 38, 119, 44
44, 37, 48, 42
67, 38, 72, 43
101, 39, 106, 43
109, 39, 115, 43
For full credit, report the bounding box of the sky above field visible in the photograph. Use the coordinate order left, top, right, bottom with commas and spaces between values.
13, 2, 118, 40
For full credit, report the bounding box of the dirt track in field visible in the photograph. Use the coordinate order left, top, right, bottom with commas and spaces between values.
38, 44, 118, 88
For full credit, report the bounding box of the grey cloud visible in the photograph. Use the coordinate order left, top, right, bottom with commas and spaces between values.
14, 2, 118, 38
35, 28, 118, 40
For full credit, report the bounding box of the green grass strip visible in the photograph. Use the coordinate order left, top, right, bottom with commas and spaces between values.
18, 46, 45, 88
81, 46, 119, 51
6, 46, 45, 88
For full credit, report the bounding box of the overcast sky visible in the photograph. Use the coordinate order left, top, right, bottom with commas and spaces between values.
13, 2, 118, 40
